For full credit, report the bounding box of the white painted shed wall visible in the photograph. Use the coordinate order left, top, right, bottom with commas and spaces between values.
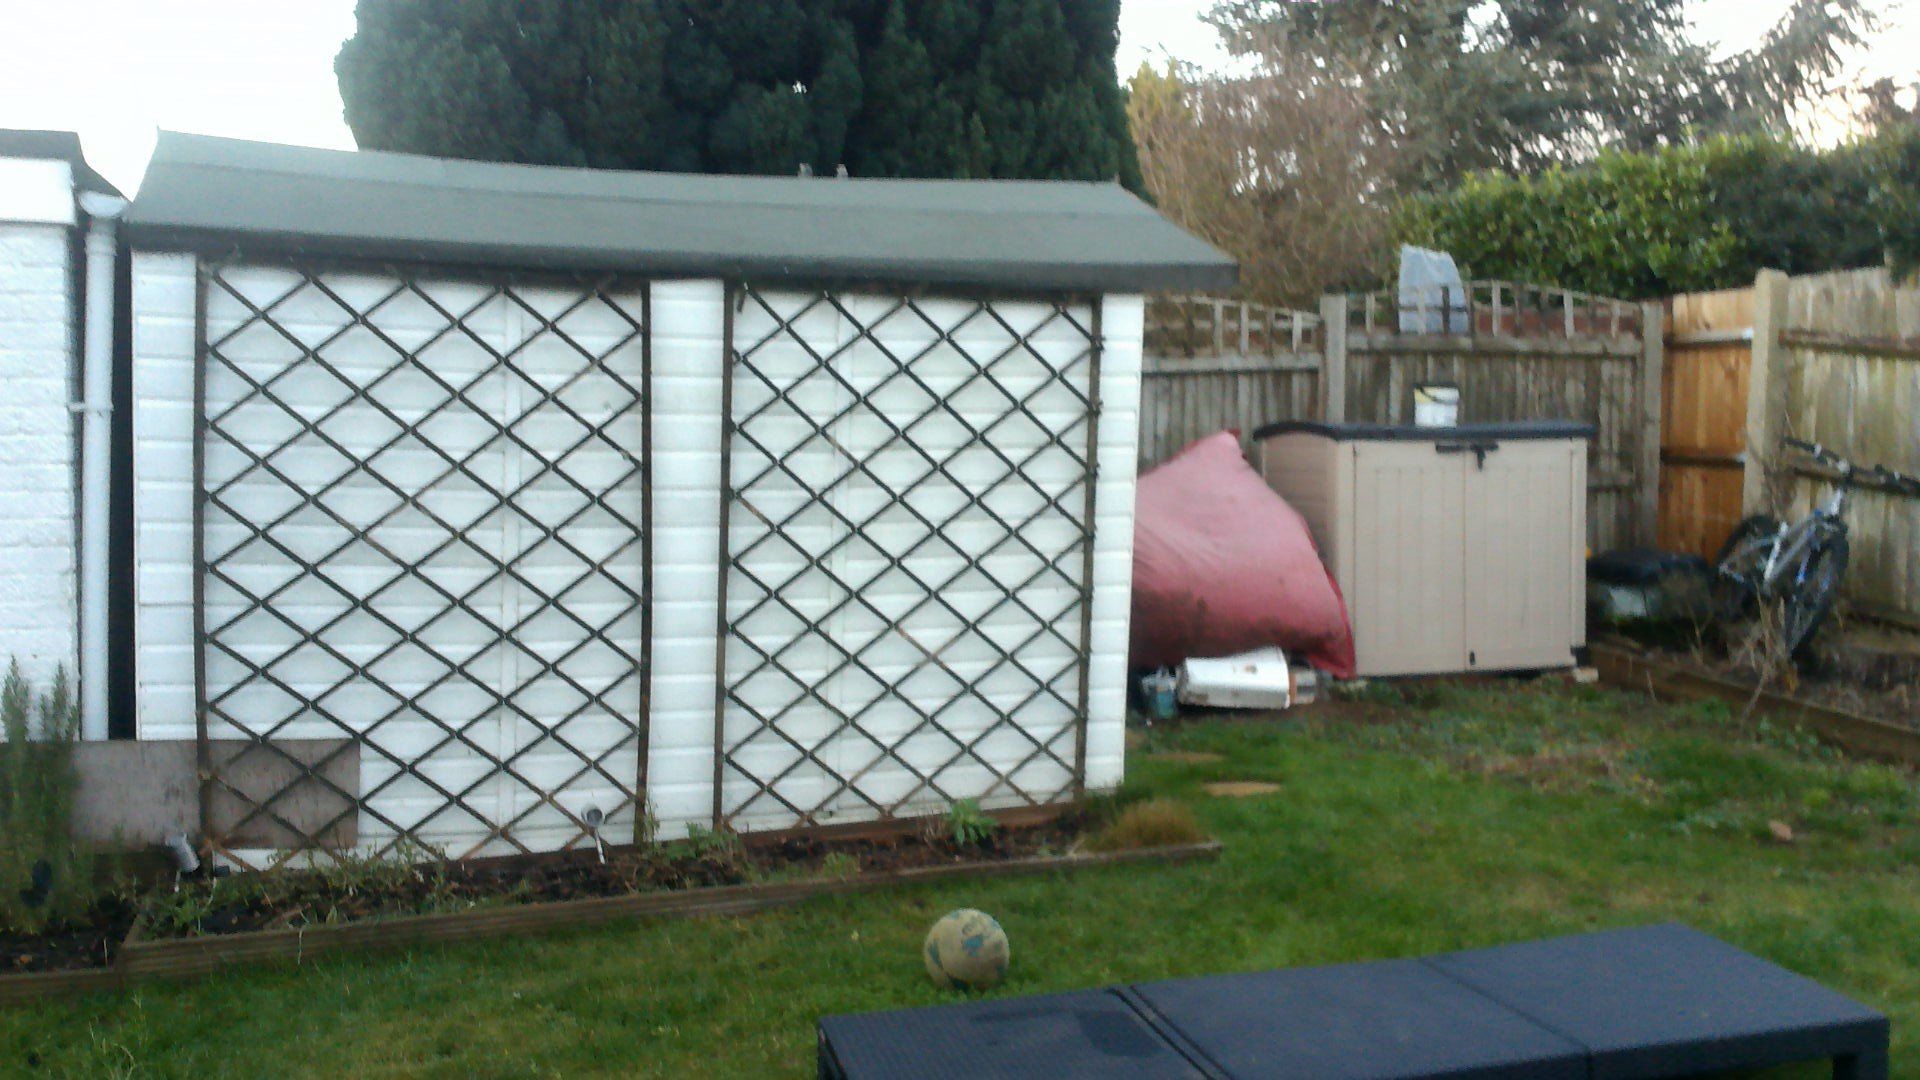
0, 158, 79, 698
131, 263, 1138, 849
203, 268, 649, 857
131, 251, 197, 740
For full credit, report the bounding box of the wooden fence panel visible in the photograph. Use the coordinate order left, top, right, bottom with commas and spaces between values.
1143, 274, 1920, 623
1143, 284, 1655, 550
1138, 358, 1321, 467
1342, 345, 1643, 550
1140, 296, 1323, 468
1778, 269, 1920, 623
1659, 286, 1755, 558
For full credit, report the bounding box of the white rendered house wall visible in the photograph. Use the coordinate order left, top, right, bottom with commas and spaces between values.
0, 157, 80, 697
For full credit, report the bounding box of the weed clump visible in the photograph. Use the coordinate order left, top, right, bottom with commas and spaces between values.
0, 663, 96, 934
1085, 798, 1207, 853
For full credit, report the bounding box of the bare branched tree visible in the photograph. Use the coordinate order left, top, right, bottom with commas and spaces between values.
1859, 75, 1920, 135
1205, 0, 1879, 187
1128, 57, 1404, 306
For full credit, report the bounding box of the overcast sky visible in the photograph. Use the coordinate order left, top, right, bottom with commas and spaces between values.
2, 0, 1914, 193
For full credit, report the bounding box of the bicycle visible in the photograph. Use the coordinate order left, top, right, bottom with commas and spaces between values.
1712, 437, 1920, 657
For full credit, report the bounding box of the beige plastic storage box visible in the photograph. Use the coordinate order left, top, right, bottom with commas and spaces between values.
1255, 421, 1591, 677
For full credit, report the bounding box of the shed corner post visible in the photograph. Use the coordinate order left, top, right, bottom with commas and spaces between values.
710, 281, 738, 833
1071, 296, 1104, 800
1635, 301, 1665, 546
1743, 268, 1791, 516
1318, 294, 1349, 423
190, 257, 213, 851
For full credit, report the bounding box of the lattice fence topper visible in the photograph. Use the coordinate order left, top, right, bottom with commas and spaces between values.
716, 285, 1102, 831
195, 260, 650, 866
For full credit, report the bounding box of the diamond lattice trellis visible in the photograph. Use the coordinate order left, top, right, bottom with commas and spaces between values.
195, 260, 650, 865
716, 285, 1101, 830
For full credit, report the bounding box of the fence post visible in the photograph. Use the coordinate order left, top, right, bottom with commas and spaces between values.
1636, 301, 1665, 545
1319, 294, 1348, 423
1743, 269, 1791, 515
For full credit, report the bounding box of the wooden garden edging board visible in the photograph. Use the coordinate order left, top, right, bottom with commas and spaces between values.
3, 841, 1223, 1004
0, 966, 125, 1008
1590, 640, 1920, 765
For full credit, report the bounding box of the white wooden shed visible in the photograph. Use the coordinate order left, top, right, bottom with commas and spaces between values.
121, 133, 1234, 864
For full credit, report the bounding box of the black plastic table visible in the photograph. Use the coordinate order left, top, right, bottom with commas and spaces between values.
817, 924, 1888, 1079
1427, 924, 1888, 1080
817, 988, 1207, 1079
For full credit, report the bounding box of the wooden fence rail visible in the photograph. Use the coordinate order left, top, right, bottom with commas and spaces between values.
1139, 296, 1324, 467
1344, 280, 1644, 340
1142, 282, 1660, 551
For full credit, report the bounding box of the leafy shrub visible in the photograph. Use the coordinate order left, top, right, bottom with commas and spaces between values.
1872, 127, 1920, 278
1401, 134, 1910, 299
0, 662, 93, 933
1085, 798, 1208, 853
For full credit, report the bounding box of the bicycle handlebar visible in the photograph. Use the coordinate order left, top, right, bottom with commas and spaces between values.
1783, 437, 1920, 492
1871, 465, 1920, 496
1783, 437, 1844, 470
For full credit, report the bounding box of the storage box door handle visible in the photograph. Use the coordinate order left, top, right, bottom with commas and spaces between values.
1435, 441, 1500, 469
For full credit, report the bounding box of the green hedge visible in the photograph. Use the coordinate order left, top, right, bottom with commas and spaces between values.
1401, 133, 1920, 299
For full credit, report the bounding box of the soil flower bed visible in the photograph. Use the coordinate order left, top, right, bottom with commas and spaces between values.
5, 805, 1206, 980
138, 819, 1086, 943
0, 896, 134, 976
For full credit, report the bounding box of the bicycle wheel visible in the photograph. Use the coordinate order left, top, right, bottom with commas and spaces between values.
1711, 514, 1781, 622
1781, 532, 1849, 657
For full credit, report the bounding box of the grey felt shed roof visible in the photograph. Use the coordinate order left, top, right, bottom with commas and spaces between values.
125, 132, 1237, 293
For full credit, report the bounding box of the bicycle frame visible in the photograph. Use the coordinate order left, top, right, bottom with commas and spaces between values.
1717, 445, 1853, 600
1713, 440, 1920, 651
1754, 490, 1848, 594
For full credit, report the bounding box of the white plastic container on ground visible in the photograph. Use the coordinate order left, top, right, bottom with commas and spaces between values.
1177, 647, 1318, 710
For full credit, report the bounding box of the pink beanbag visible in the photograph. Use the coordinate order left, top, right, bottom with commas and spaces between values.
1130, 431, 1356, 677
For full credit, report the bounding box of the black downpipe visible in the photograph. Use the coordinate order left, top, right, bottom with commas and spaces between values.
106, 240, 134, 739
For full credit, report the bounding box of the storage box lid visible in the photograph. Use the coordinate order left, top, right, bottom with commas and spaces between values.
1252, 420, 1596, 442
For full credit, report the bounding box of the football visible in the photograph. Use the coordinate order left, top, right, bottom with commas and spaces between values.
923, 908, 1010, 990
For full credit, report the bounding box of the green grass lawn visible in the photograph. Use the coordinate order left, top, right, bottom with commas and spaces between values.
7, 679, 1920, 1078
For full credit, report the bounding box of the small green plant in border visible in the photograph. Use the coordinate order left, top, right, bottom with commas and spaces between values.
817, 852, 859, 880
139, 883, 222, 938
0, 662, 94, 934
672, 824, 744, 862
945, 799, 999, 847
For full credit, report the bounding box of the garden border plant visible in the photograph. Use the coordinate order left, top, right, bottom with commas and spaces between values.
0, 662, 138, 997
1, 663, 92, 933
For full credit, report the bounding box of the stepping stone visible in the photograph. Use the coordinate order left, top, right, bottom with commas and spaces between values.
1203, 781, 1281, 798
1150, 751, 1225, 765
